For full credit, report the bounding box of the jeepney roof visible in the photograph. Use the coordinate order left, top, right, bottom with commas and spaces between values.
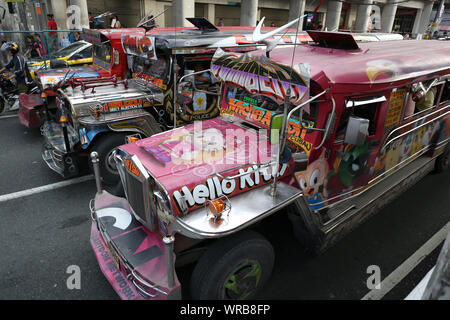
145, 26, 310, 49
82, 28, 146, 43
263, 39, 450, 86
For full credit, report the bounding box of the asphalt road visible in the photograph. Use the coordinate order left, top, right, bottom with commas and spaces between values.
0, 113, 449, 300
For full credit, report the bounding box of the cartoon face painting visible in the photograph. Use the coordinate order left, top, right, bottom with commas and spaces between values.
411, 126, 426, 156
385, 139, 401, 171
338, 142, 371, 187
295, 149, 329, 210
422, 122, 437, 147
399, 133, 413, 162
144, 128, 226, 165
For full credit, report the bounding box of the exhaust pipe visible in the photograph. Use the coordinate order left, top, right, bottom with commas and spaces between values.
90, 151, 103, 194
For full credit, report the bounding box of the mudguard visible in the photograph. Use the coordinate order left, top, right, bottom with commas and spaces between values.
18, 93, 44, 128
90, 191, 181, 300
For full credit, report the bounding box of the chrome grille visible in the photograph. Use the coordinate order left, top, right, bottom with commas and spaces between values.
124, 167, 147, 222
116, 154, 155, 231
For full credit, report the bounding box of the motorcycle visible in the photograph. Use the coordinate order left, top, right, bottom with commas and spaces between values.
0, 72, 38, 114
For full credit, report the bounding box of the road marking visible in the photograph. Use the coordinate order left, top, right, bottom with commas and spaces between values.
361, 222, 449, 300
0, 175, 94, 203
0, 114, 18, 119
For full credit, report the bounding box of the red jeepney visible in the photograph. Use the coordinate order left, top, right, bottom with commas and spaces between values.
18, 28, 146, 128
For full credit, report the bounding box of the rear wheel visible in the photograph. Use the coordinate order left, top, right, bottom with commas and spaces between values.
0, 98, 4, 114
89, 133, 128, 186
190, 230, 274, 300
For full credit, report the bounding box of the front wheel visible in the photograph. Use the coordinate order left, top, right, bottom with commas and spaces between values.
190, 230, 274, 300
89, 133, 128, 186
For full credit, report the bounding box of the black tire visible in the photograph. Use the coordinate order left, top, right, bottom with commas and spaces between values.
0, 98, 4, 114
190, 230, 274, 300
434, 142, 449, 173
89, 133, 128, 186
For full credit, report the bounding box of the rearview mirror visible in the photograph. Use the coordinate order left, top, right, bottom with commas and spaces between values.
344, 116, 369, 146
270, 114, 284, 145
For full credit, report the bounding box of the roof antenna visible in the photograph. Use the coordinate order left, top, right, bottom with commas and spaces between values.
269, 6, 307, 196
137, 8, 168, 30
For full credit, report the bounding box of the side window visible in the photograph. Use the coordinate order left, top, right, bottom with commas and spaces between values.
439, 80, 449, 105
79, 47, 92, 59
335, 96, 383, 141
405, 80, 442, 117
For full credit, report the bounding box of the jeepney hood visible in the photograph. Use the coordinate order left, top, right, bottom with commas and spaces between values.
119, 116, 286, 215
62, 79, 163, 118
36, 66, 101, 88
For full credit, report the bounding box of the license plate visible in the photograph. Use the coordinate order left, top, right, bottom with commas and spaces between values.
106, 242, 120, 271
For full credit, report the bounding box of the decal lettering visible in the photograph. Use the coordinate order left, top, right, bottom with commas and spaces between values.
172, 164, 287, 211
211, 54, 308, 106
125, 159, 141, 177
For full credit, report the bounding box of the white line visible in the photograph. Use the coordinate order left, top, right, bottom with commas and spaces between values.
0, 114, 18, 119
361, 222, 449, 300
0, 175, 94, 203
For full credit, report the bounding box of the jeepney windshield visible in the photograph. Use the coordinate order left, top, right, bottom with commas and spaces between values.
54, 42, 86, 58
133, 55, 168, 79
93, 43, 111, 64
224, 84, 317, 128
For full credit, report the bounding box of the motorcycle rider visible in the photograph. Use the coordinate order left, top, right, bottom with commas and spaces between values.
0, 42, 33, 94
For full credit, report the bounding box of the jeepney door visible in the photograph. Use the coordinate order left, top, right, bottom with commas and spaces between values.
327, 95, 388, 198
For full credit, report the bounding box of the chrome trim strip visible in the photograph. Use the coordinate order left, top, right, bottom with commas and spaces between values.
385, 105, 449, 146
345, 95, 387, 108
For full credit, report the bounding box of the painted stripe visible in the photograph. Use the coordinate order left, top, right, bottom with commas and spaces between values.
361, 222, 449, 300
0, 114, 19, 119
0, 175, 94, 203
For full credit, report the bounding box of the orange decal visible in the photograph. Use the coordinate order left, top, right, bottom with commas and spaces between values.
125, 160, 140, 177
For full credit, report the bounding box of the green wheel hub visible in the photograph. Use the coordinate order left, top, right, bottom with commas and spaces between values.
221, 260, 262, 300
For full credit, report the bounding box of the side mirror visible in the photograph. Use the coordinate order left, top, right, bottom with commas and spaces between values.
344, 116, 369, 146
269, 113, 284, 145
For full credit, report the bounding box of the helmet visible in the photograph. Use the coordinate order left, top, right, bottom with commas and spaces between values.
2, 42, 19, 54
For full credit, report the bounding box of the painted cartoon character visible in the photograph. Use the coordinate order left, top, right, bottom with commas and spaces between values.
144, 127, 226, 165
399, 133, 413, 163
422, 121, 438, 147
338, 141, 371, 188
294, 149, 329, 210
385, 139, 401, 171
411, 126, 426, 156
373, 146, 386, 177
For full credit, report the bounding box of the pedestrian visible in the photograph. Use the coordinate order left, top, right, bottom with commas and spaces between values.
368, 10, 376, 32
88, 12, 95, 29
68, 31, 81, 43
33, 33, 46, 57
0, 42, 33, 94
110, 15, 121, 28
47, 14, 58, 54
217, 18, 224, 27
24, 35, 40, 59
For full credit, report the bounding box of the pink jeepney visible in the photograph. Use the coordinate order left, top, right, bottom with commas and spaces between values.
89, 31, 449, 300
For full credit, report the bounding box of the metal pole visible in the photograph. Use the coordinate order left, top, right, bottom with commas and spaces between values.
163, 235, 176, 287
90, 151, 103, 194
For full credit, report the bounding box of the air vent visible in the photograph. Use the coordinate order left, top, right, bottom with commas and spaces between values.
307, 30, 360, 50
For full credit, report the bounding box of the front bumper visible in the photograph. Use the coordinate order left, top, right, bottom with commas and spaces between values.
90, 191, 181, 300
18, 93, 44, 128
41, 121, 80, 178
